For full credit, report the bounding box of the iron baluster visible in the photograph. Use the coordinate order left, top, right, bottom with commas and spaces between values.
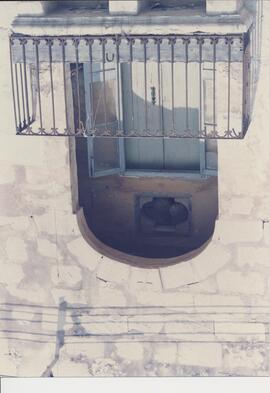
33, 38, 44, 133
9, 37, 18, 131
59, 38, 68, 134
46, 38, 56, 132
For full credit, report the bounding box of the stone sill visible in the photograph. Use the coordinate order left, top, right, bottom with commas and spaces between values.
12, 6, 252, 35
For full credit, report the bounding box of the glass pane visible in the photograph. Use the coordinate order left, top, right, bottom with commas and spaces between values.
205, 139, 217, 170
93, 138, 119, 172
92, 79, 118, 130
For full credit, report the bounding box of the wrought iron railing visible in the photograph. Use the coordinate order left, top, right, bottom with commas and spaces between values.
10, 32, 251, 139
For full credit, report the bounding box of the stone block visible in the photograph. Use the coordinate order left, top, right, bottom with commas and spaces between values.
129, 267, 162, 292
51, 265, 82, 288
164, 321, 213, 334
96, 258, 130, 284
86, 322, 128, 335
0, 135, 44, 167
263, 221, 270, 245
15, 342, 56, 377
55, 211, 81, 237
227, 197, 254, 216
154, 343, 178, 364
194, 294, 245, 307
5, 237, 28, 263
115, 342, 144, 361
50, 288, 87, 305
187, 277, 217, 293
178, 343, 222, 368
214, 322, 265, 342
214, 220, 263, 244
6, 283, 49, 304
128, 318, 164, 334
191, 244, 231, 281
33, 212, 56, 236
0, 263, 24, 284
0, 165, 16, 185
37, 238, 57, 259
94, 287, 127, 307
65, 343, 105, 360
67, 237, 100, 271
216, 270, 265, 295
53, 357, 90, 377
236, 247, 270, 267
223, 344, 266, 371
0, 355, 17, 376
135, 291, 194, 307
89, 358, 123, 377
159, 262, 197, 290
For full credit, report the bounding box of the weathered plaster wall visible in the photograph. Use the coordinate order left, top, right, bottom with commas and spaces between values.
0, 0, 270, 377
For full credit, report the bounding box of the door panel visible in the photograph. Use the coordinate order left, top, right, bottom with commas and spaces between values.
122, 62, 164, 170
84, 63, 122, 177
123, 62, 202, 172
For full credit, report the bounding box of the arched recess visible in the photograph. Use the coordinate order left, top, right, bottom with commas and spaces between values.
71, 60, 219, 266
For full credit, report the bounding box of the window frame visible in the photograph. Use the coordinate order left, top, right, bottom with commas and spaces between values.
83, 62, 217, 179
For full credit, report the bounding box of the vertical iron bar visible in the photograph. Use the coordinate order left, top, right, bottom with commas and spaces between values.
227, 37, 232, 134
242, 34, 246, 136
101, 38, 107, 130
9, 37, 18, 131
87, 38, 94, 130
29, 65, 35, 121
184, 38, 190, 131
19, 63, 26, 126
170, 38, 175, 131
142, 38, 148, 131
74, 38, 81, 131
60, 38, 68, 132
213, 37, 217, 134
48, 39, 56, 131
128, 38, 135, 131
22, 39, 30, 124
34, 39, 43, 131
115, 36, 121, 130
198, 38, 203, 134
156, 38, 162, 134
15, 63, 22, 129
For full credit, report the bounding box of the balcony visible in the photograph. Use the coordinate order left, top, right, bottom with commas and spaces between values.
10, 31, 251, 140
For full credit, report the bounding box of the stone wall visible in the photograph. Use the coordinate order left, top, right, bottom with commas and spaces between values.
0, 0, 269, 377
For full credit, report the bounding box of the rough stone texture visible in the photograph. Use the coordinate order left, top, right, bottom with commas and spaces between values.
67, 237, 100, 271
214, 220, 263, 244
178, 343, 222, 368
236, 247, 270, 267
51, 265, 82, 289
154, 343, 178, 364
37, 239, 57, 259
129, 267, 162, 292
96, 258, 130, 284
115, 343, 145, 361
191, 243, 231, 281
0, 264, 24, 285
0, 0, 269, 378
159, 262, 197, 290
222, 344, 267, 373
227, 197, 254, 216
5, 237, 28, 263
214, 322, 266, 342
216, 271, 265, 295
